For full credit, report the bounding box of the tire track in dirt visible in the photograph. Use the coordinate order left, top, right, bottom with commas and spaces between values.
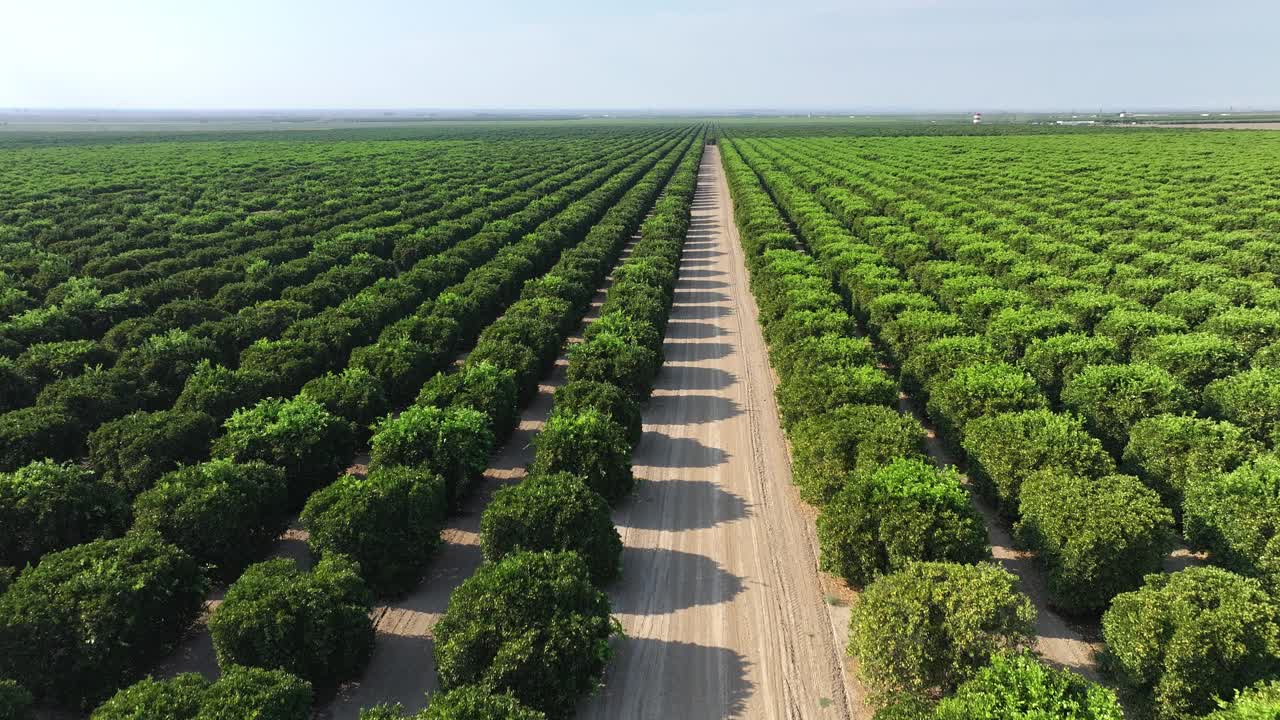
578, 147, 858, 719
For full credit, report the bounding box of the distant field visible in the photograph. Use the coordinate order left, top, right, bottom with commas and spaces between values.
4, 120, 1279, 720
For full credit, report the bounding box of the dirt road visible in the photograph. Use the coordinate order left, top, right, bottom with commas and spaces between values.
578, 147, 859, 719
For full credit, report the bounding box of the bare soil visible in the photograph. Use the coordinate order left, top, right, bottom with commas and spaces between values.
578, 146, 861, 719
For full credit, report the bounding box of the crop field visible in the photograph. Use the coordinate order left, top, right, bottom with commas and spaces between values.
1, 121, 1279, 720
719, 127, 1280, 719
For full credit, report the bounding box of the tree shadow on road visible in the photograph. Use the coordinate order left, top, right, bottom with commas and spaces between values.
662, 341, 735, 362
662, 320, 728, 340
615, 479, 751, 532
675, 268, 725, 278
634, 433, 729, 468
643, 393, 741, 423
580, 639, 753, 718
672, 290, 729, 305
610, 548, 746, 615
652, 366, 736, 390
675, 278, 729, 289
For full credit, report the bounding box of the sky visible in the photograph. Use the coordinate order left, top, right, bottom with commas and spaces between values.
1, 0, 1276, 112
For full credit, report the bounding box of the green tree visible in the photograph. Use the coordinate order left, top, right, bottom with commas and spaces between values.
848, 562, 1035, 704
1102, 567, 1280, 720
301, 465, 447, 597
209, 555, 374, 691
818, 459, 988, 587
434, 551, 618, 718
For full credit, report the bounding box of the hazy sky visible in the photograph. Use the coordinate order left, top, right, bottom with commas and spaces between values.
2, 0, 1275, 111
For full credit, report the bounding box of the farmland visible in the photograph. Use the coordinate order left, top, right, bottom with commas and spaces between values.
1, 120, 1279, 720
719, 126, 1280, 719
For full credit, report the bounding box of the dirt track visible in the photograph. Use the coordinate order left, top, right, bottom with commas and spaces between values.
578, 146, 859, 719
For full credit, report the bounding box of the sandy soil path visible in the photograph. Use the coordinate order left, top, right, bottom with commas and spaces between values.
578, 147, 859, 719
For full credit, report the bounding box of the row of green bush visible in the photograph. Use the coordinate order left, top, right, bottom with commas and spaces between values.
721, 140, 1103, 717
422, 139, 704, 720
0, 132, 688, 576
742, 138, 1182, 614
187, 131, 701, 709
0, 130, 668, 362
721, 139, 994, 592
770, 136, 1280, 604
0, 133, 696, 713
0, 133, 681, 474
734, 135, 1280, 720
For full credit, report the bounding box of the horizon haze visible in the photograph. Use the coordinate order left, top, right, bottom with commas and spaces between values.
3, 0, 1276, 112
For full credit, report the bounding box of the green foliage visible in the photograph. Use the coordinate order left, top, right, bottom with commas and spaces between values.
88, 409, 218, 496
237, 338, 327, 397
984, 307, 1076, 362
174, 360, 273, 420
0, 357, 36, 414
301, 465, 447, 597
1061, 363, 1192, 454
848, 561, 1035, 704
359, 686, 546, 719
565, 332, 660, 399
0, 459, 128, 569
0, 680, 33, 720
368, 404, 493, 506
213, 395, 355, 505
790, 404, 927, 505
1204, 680, 1280, 719
1094, 308, 1189, 358
131, 459, 288, 582
531, 409, 633, 504
864, 291, 938, 334
0, 533, 207, 707
1122, 414, 1254, 509
115, 329, 219, 406
899, 335, 1002, 398
0, 405, 77, 470
350, 337, 442, 406
871, 695, 934, 720
17, 339, 114, 385
925, 362, 1047, 445
1153, 288, 1230, 327
90, 666, 312, 720
1184, 455, 1280, 594
1102, 567, 1280, 720
881, 310, 969, 364
1054, 291, 1140, 332
1203, 307, 1280, 356
90, 673, 208, 720
550, 380, 643, 447
423, 685, 547, 720
962, 409, 1115, 514
934, 651, 1123, 720
434, 551, 618, 718
1203, 369, 1280, 444
300, 367, 388, 445
776, 363, 898, 429
209, 554, 374, 691
34, 366, 136, 435
418, 362, 520, 442
1017, 469, 1173, 613
1021, 333, 1119, 400
1132, 332, 1246, 394
480, 472, 622, 584
818, 459, 989, 587
764, 308, 855, 350
772, 333, 877, 382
